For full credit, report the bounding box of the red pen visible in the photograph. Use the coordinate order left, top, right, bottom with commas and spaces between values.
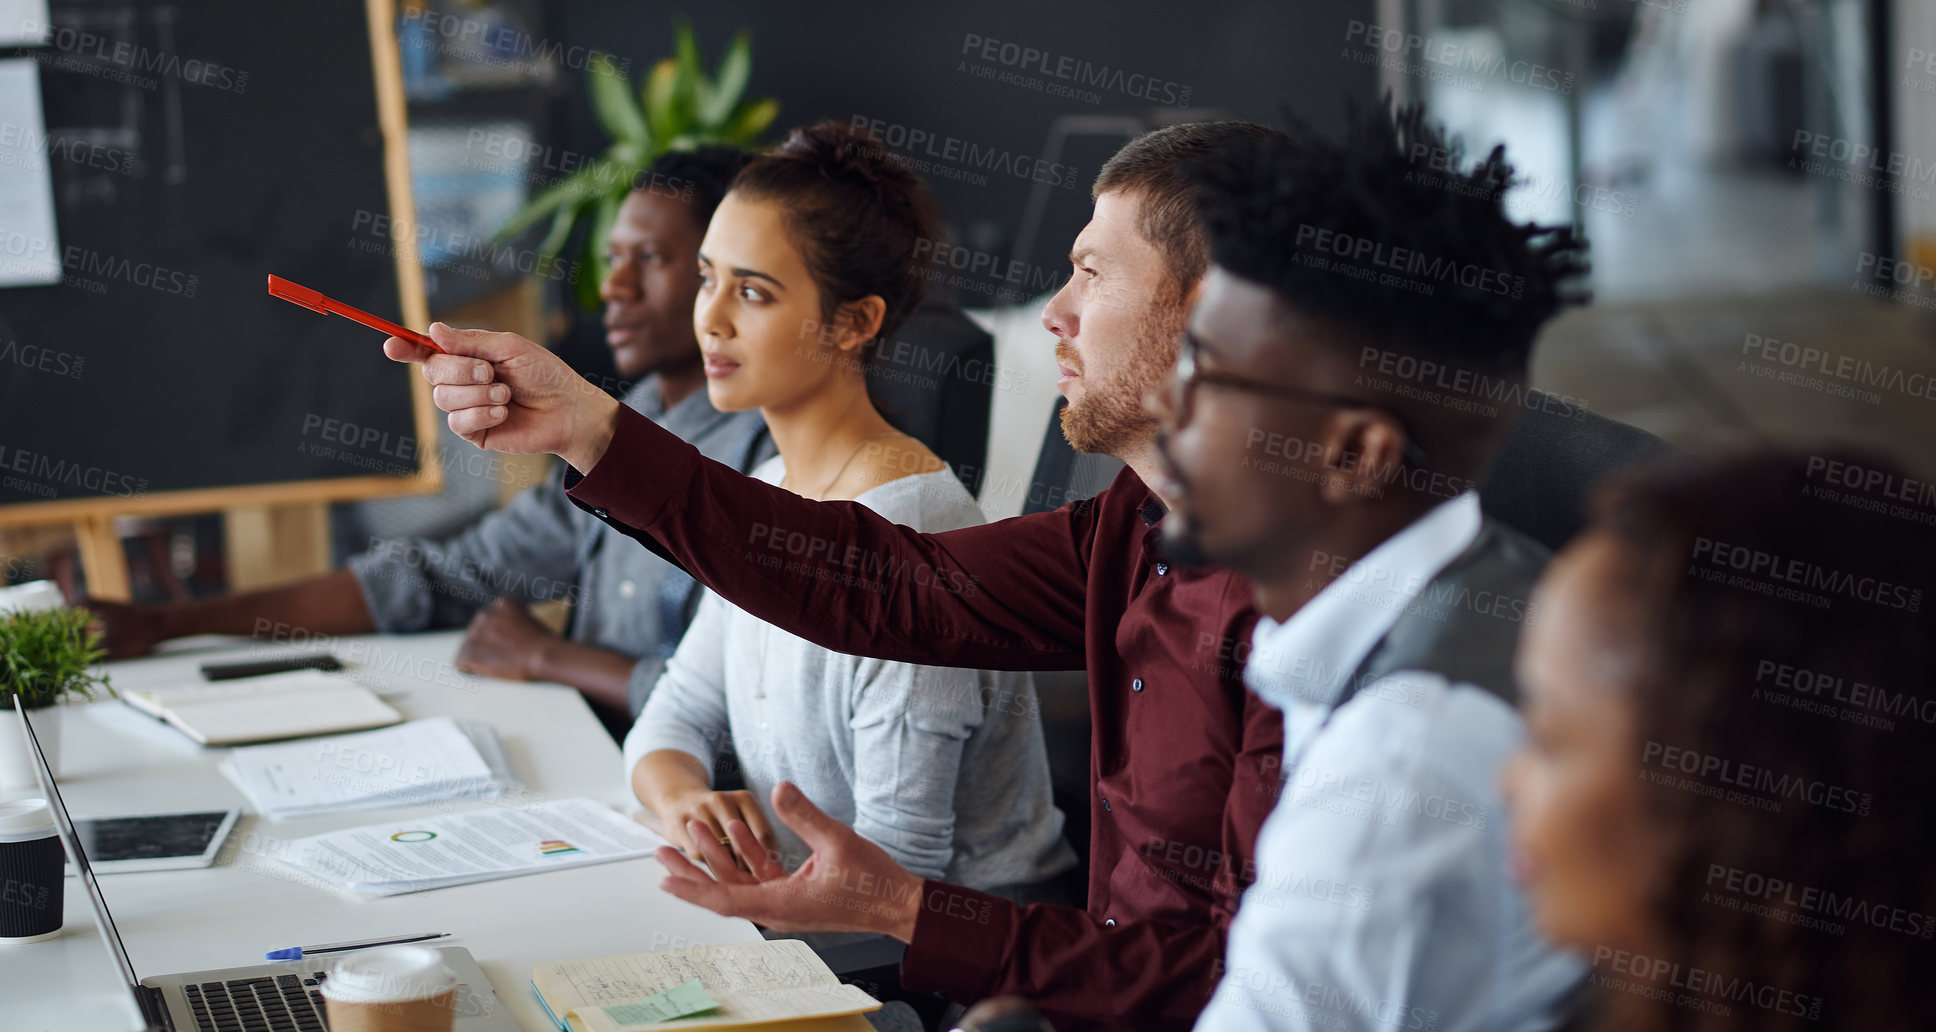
266, 274, 444, 354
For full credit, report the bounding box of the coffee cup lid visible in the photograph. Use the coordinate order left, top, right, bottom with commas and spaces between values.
0, 799, 55, 843
319, 945, 457, 1004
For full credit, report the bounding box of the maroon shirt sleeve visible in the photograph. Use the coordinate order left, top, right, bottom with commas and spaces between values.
573, 406, 1287, 1029
900, 682, 1284, 1032
565, 404, 1091, 670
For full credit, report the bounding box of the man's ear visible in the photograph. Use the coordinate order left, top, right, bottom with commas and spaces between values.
1317, 411, 1399, 505
831, 297, 887, 353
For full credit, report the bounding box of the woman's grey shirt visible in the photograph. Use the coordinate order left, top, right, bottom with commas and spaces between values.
624, 457, 1076, 891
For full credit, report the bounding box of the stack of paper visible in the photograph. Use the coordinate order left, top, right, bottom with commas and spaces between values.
219, 716, 516, 819
262, 797, 667, 897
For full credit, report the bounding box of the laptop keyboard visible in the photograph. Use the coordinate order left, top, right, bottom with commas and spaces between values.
182, 972, 328, 1032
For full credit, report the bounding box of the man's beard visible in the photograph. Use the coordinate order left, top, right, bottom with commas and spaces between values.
1057, 304, 1184, 456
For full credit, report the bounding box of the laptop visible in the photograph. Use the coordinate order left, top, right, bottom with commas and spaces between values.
14, 698, 521, 1032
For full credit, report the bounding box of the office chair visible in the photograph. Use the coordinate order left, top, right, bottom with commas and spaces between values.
868, 305, 997, 495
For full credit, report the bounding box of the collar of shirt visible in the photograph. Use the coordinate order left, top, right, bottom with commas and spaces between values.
1243, 491, 1483, 721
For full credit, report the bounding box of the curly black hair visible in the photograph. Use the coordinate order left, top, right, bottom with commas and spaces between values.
1187, 98, 1590, 380
1585, 444, 1936, 1032
640, 145, 755, 229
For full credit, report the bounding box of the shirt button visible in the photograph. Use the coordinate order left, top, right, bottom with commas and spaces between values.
1155, 562, 1169, 576
618, 580, 636, 599
592, 508, 609, 519
1131, 678, 1144, 693
1104, 918, 1117, 928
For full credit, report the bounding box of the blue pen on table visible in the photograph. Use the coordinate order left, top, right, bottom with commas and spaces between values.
266, 932, 453, 961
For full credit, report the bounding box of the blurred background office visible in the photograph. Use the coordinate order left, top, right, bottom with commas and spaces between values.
1, 0, 1931, 600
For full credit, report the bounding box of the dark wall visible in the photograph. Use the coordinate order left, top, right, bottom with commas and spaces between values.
0, 1, 418, 508
551, 0, 1379, 300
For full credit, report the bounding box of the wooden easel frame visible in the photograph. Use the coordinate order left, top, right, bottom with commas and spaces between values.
0, 0, 441, 599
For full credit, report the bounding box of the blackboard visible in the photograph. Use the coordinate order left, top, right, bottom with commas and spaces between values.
0, 0, 434, 523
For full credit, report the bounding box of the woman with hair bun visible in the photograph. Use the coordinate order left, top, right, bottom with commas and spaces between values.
1504, 444, 1936, 1031
621, 121, 1078, 906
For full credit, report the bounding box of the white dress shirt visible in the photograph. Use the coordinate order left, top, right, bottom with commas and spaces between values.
1195, 493, 1582, 1031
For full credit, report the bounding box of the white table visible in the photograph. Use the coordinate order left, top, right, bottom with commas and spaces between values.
0, 631, 761, 1032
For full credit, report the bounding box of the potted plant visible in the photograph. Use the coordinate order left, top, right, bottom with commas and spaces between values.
494, 18, 779, 311
0, 605, 113, 789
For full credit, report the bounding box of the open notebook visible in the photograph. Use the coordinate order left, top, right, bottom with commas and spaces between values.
121, 669, 401, 745
532, 940, 879, 1032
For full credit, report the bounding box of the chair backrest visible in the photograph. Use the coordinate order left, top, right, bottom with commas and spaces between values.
1020, 398, 1115, 865
1479, 392, 1672, 551
1022, 397, 1124, 516
866, 304, 995, 495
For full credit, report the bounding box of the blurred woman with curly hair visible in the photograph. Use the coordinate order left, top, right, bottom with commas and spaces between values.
1504, 444, 1936, 1031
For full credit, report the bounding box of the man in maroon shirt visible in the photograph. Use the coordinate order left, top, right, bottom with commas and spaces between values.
387, 122, 1285, 1030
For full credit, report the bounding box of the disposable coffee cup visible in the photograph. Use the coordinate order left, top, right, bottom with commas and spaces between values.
0, 798, 65, 944
0, 580, 64, 615
320, 945, 459, 1032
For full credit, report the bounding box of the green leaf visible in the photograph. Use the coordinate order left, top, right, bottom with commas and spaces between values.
719, 97, 779, 143
492, 159, 611, 244
573, 231, 606, 313
608, 139, 644, 169
588, 189, 622, 267
0, 607, 111, 709
671, 18, 702, 118
644, 58, 681, 145
586, 53, 648, 145
538, 203, 579, 266
701, 31, 752, 128
487, 16, 779, 307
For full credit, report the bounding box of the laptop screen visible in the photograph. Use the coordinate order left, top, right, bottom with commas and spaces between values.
13, 697, 154, 1024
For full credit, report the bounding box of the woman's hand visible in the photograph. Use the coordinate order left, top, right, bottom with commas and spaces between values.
383, 323, 621, 472
657, 782, 926, 941
659, 787, 779, 871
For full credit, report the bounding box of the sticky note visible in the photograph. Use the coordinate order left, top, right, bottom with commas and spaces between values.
600, 978, 719, 1024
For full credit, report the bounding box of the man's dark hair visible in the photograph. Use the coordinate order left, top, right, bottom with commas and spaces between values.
642, 145, 754, 228
1189, 100, 1589, 379
1092, 121, 1282, 297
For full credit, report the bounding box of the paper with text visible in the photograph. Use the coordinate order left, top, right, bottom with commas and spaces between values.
534, 940, 879, 1031
266, 797, 665, 897
600, 978, 718, 1024
218, 716, 509, 818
